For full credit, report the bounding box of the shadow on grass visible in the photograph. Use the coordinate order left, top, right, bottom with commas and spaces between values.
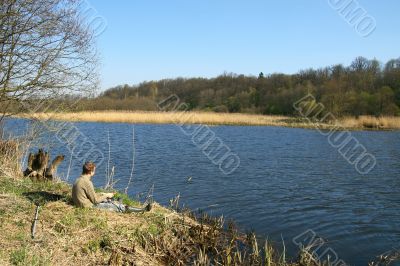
22, 191, 66, 206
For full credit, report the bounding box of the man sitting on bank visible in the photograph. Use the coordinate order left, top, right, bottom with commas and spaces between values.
72, 161, 151, 213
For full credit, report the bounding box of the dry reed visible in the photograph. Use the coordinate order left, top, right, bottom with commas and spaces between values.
0, 139, 22, 177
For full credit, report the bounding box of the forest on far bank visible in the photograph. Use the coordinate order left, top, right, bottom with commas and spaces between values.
76, 57, 400, 117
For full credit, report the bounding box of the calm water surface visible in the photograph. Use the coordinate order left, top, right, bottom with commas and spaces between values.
4, 119, 400, 265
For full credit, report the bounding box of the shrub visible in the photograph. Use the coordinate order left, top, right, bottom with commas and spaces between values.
213, 105, 229, 113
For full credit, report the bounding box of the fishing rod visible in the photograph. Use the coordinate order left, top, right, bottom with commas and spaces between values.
31, 204, 40, 239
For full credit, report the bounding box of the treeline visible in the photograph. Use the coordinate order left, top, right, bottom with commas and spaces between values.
78, 57, 400, 117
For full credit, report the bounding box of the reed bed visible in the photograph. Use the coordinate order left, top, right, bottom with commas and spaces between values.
339, 116, 400, 130
21, 111, 400, 130
26, 111, 289, 127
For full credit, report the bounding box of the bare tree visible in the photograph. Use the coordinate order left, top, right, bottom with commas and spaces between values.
0, 0, 99, 122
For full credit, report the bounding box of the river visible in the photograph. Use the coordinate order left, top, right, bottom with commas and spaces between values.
4, 118, 400, 265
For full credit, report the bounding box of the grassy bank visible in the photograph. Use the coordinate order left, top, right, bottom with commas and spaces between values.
0, 177, 170, 265
22, 111, 400, 130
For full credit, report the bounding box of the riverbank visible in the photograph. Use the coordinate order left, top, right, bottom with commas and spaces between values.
20, 111, 400, 130
0, 176, 171, 265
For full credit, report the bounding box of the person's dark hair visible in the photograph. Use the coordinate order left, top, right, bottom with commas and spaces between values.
82, 161, 96, 175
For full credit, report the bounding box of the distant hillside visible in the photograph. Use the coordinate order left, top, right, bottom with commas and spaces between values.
79, 57, 400, 117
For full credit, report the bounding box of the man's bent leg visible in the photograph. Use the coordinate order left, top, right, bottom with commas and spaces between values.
95, 202, 126, 212
125, 203, 152, 213
95, 201, 152, 213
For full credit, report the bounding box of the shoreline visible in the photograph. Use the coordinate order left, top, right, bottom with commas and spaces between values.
17, 111, 400, 131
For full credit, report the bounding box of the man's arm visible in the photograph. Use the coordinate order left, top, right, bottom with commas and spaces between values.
84, 181, 109, 204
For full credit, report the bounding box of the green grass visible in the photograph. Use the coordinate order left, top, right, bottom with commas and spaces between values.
9, 247, 29, 265
56, 207, 107, 236
113, 192, 140, 207
93, 188, 140, 206
83, 234, 113, 254
0, 177, 70, 198
9, 246, 49, 266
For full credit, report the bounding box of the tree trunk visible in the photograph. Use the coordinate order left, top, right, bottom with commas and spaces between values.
23, 149, 64, 181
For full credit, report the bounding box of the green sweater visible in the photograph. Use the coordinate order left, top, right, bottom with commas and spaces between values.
72, 175, 108, 208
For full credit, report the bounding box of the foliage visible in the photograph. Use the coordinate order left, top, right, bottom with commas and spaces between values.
78, 57, 400, 117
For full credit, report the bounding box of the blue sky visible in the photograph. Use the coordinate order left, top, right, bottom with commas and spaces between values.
90, 1, 400, 91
